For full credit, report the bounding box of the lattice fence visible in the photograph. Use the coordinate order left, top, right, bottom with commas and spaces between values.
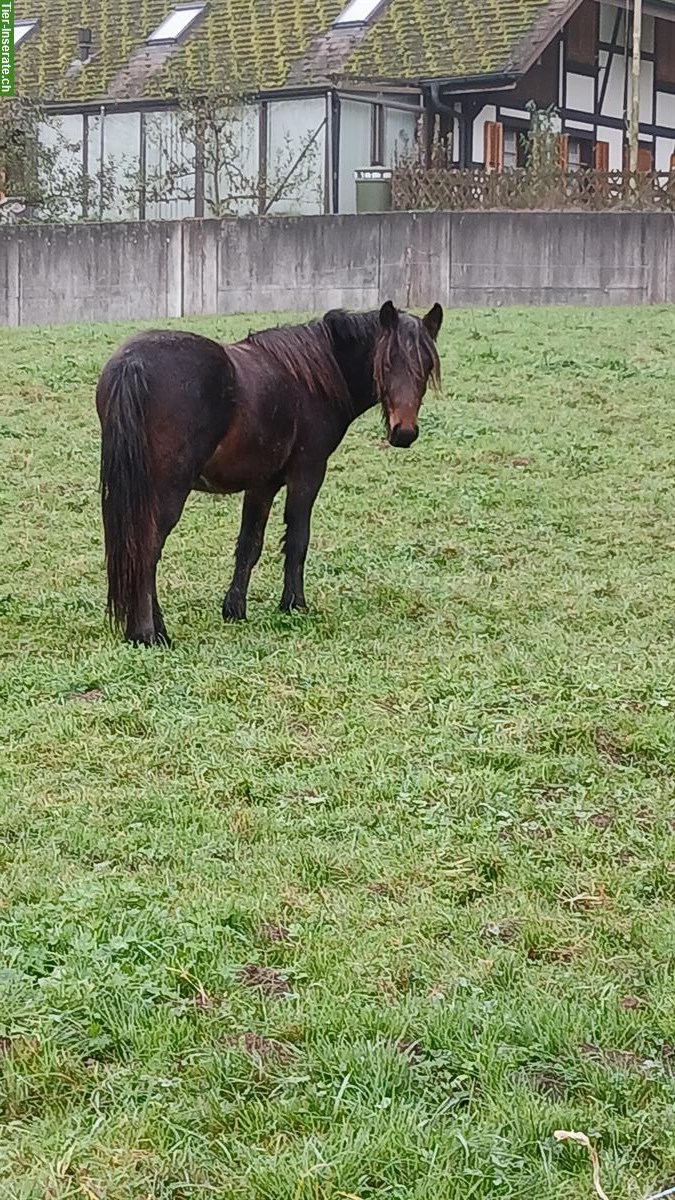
392, 167, 675, 212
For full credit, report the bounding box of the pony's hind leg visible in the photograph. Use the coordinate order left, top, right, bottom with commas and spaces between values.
152, 589, 170, 647
223, 483, 279, 621
128, 484, 190, 646
125, 585, 156, 647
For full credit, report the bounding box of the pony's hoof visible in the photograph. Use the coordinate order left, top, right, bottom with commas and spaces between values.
279, 599, 309, 615
128, 632, 172, 648
222, 596, 246, 622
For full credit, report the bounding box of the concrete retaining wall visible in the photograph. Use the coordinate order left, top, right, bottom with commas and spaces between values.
1, 210, 673, 326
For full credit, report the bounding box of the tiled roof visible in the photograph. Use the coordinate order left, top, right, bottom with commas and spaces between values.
13, 0, 346, 100
345, 0, 562, 82
14, 0, 675, 101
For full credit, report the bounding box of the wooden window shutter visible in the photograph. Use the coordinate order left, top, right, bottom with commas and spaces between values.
594, 140, 609, 171
558, 134, 569, 170
484, 121, 504, 170
625, 144, 654, 172
638, 146, 653, 173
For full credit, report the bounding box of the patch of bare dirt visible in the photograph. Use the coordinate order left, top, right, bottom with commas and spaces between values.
238, 964, 293, 999
587, 812, 613, 830
526, 943, 581, 964
223, 1032, 297, 1063
593, 728, 631, 766
259, 922, 291, 943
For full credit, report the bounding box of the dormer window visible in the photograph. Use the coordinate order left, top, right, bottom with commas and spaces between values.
147, 3, 206, 44
14, 18, 38, 46
334, 0, 383, 25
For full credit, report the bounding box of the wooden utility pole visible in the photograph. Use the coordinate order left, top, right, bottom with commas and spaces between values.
629, 0, 643, 173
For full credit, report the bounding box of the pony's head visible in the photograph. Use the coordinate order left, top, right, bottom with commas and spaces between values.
373, 301, 443, 448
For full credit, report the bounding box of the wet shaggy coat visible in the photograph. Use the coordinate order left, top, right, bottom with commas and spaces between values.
96, 302, 443, 645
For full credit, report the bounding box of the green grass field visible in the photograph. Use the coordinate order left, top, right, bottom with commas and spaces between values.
1, 305, 675, 1200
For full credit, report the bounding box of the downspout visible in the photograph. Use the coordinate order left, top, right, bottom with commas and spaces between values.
429, 80, 458, 115
325, 91, 333, 213
331, 90, 340, 214
428, 79, 515, 168
429, 81, 463, 165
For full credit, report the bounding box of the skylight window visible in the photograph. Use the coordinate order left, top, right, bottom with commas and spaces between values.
147, 3, 206, 43
14, 19, 38, 46
334, 0, 382, 25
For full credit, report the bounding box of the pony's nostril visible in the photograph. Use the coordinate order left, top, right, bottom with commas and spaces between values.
389, 424, 419, 448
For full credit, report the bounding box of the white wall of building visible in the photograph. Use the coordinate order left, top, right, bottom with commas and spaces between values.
566, 71, 595, 112
473, 104, 497, 163
468, 2, 675, 171
596, 123, 624, 165
598, 49, 625, 123
594, 3, 668, 168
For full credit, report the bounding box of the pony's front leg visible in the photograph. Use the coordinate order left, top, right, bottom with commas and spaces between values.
223, 484, 279, 621
279, 463, 327, 614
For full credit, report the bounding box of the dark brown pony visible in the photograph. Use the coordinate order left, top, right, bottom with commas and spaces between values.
96, 300, 443, 645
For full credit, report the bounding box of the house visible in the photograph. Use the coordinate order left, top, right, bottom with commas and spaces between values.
422, 0, 675, 175
10, 0, 675, 220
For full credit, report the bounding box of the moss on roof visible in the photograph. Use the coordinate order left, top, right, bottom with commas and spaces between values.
13, 0, 345, 100
345, 0, 554, 82
15, 0, 674, 101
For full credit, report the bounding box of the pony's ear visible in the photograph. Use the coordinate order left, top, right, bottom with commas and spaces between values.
423, 303, 443, 341
379, 300, 399, 330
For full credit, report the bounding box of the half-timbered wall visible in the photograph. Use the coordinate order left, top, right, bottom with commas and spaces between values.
465, 0, 675, 171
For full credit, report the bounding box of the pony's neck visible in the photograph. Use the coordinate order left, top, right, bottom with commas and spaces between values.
324, 311, 379, 420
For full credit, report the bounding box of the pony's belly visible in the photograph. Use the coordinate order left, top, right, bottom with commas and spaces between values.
198, 418, 292, 495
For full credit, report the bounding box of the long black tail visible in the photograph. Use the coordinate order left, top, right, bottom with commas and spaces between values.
98, 356, 155, 633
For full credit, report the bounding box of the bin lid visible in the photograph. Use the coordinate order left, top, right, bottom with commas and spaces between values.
354, 168, 392, 182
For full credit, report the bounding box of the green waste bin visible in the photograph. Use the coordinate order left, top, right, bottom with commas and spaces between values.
355, 168, 392, 213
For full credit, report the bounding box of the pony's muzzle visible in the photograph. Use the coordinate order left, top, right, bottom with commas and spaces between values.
389, 423, 419, 449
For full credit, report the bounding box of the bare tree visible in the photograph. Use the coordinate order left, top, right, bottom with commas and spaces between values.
0, 97, 126, 222
141, 90, 324, 217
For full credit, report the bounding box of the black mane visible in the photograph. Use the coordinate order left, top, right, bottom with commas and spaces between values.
241, 318, 351, 409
